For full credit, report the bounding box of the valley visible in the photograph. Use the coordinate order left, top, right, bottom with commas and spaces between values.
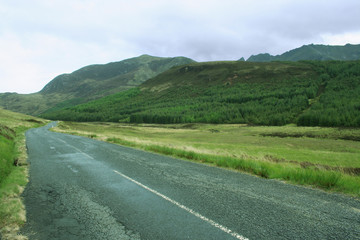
1, 44, 360, 239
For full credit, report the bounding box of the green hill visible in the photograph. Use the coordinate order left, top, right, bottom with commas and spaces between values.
2, 44, 360, 127
0, 55, 194, 116
247, 44, 360, 62
40, 60, 360, 127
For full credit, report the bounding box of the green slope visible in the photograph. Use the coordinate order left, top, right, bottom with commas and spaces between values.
0, 108, 46, 238
41, 60, 360, 127
247, 44, 360, 62
0, 55, 195, 116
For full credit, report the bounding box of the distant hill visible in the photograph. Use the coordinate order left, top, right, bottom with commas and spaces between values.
40, 54, 194, 95
40, 60, 360, 127
247, 44, 360, 62
0, 55, 194, 115
2, 43, 360, 127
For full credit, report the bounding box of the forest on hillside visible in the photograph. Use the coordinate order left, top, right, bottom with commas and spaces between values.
41, 61, 360, 127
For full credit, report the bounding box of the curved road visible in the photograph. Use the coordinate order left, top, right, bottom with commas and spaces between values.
21, 123, 360, 239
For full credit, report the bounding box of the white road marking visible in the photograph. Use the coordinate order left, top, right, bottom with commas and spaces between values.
67, 164, 79, 173
56, 138, 95, 160
54, 134, 248, 239
113, 170, 249, 240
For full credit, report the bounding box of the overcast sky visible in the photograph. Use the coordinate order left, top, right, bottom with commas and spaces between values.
1, 0, 360, 94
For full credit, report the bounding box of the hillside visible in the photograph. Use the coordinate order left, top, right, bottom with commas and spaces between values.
41, 60, 360, 127
247, 44, 360, 62
40, 54, 194, 95
0, 55, 194, 116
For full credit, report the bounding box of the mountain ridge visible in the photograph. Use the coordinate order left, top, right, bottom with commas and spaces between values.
40, 54, 194, 95
0, 55, 194, 115
1, 43, 360, 121
246, 43, 360, 62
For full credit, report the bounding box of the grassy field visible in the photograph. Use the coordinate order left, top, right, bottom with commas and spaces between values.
54, 121, 360, 197
0, 108, 47, 239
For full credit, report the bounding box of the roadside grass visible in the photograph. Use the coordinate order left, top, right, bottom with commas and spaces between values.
0, 167, 28, 240
0, 134, 15, 184
0, 108, 48, 239
107, 139, 359, 196
54, 121, 360, 197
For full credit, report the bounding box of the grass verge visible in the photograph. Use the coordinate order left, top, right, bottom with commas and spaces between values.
107, 138, 360, 196
0, 108, 48, 239
0, 167, 28, 240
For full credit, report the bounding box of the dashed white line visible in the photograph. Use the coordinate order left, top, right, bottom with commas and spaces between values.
113, 170, 249, 240
56, 138, 95, 160
67, 164, 79, 173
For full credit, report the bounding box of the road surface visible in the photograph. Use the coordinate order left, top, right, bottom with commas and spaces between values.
21, 123, 360, 239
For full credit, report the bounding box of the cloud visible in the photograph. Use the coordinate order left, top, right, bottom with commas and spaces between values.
0, 0, 360, 93
321, 31, 360, 45
0, 30, 140, 93
0, 33, 45, 93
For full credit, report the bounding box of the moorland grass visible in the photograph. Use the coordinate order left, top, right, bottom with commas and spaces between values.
106, 139, 359, 195
59, 122, 360, 197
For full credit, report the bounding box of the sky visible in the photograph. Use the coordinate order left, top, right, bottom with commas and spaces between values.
1, 0, 360, 94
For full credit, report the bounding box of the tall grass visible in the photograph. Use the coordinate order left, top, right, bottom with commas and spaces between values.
107, 137, 360, 197
0, 131, 15, 185
0, 109, 47, 239
0, 166, 27, 230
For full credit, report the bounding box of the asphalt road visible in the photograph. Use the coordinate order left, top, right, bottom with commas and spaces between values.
20, 123, 360, 239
